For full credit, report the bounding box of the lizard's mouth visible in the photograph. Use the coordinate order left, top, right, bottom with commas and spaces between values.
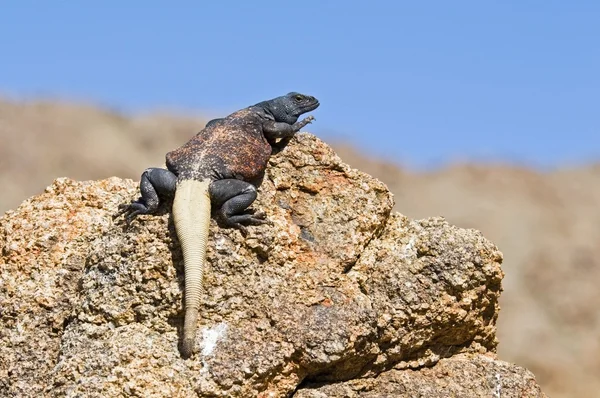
302, 100, 320, 113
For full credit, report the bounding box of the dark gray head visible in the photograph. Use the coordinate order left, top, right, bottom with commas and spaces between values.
256, 92, 320, 124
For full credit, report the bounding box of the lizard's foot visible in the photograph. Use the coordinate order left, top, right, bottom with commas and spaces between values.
219, 212, 271, 236
114, 200, 152, 225
242, 208, 267, 218
231, 213, 270, 225
292, 115, 315, 132
248, 210, 273, 226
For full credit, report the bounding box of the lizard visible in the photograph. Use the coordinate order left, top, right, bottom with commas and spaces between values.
116, 92, 320, 358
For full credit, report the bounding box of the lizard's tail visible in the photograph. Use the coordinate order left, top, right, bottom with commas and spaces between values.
172, 179, 212, 359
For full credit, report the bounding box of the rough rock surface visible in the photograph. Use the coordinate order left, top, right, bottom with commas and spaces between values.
0, 133, 546, 397
296, 353, 546, 398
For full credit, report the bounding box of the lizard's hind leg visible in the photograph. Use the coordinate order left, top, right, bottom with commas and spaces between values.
117, 167, 177, 223
209, 179, 269, 234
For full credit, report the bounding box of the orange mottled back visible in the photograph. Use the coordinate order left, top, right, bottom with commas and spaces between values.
165, 108, 272, 183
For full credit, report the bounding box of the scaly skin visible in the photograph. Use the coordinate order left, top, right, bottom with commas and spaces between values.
116, 92, 320, 359
171, 179, 211, 357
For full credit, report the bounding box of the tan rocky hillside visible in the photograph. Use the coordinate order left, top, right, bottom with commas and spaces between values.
0, 97, 596, 397
1, 134, 545, 397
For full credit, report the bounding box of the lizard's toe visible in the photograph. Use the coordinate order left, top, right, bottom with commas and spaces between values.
251, 211, 267, 220
125, 210, 143, 224
220, 213, 269, 233
234, 224, 249, 237
115, 201, 149, 224
234, 213, 269, 226
246, 216, 270, 226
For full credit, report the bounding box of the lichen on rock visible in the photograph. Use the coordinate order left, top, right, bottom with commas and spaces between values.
0, 133, 546, 397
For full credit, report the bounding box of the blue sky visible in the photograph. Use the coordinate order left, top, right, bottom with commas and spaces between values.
1, 1, 598, 169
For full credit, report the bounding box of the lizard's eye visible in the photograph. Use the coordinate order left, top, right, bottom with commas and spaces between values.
294, 95, 304, 102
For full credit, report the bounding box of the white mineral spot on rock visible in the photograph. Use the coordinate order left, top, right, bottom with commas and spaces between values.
401, 236, 416, 259
201, 322, 228, 357
494, 373, 502, 397
214, 236, 228, 251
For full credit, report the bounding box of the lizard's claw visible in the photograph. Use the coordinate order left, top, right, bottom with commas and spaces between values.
113, 203, 129, 220
219, 210, 271, 236
241, 209, 270, 225
292, 115, 316, 132
114, 201, 148, 225
243, 208, 266, 218
250, 210, 268, 220
231, 217, 270, 237
236, 224, 249, 237
299, 115, 315, 127
247, 211, 272, 225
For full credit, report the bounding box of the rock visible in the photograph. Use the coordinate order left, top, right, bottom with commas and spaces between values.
0, 133, 546, 397
295, 353, 546, 398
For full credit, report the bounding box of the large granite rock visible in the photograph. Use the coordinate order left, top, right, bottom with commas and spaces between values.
0, 133, 545, 397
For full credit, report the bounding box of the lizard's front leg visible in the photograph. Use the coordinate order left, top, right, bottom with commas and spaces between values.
264, 116, 315, 154
291, 115, 315, 132
116, 167, 177, 223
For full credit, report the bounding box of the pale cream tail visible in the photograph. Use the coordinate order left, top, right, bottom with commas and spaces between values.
172, 179, 211, 358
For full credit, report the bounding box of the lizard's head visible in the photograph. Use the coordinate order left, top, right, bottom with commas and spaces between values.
284, 92, 320, 115
264, 92, 320, 124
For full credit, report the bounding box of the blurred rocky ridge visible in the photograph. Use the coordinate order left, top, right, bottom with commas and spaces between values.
0, 97, 597, 397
